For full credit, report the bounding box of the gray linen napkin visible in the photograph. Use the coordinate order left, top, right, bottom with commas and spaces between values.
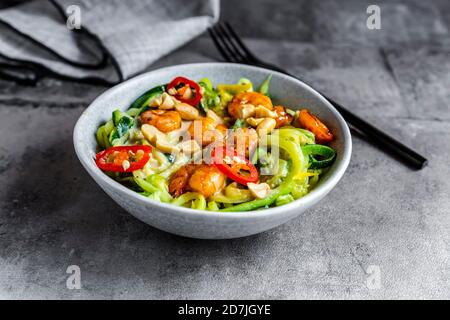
0, 0, 219, 85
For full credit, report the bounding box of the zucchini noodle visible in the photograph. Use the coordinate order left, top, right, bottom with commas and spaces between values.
211, 182, 253, 203
172, 192, 207, 210
207, 201, 220, 211
133, 173, 172, 203
96, 119, 114, 149
272, 128, 315, 146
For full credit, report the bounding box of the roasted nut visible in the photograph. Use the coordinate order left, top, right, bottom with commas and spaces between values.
175, 103, 199, 120
238, 104, 256, 119
246, 117, 265, 127
141, 123, 163, 143
156, 139, 179, 154
256, 118, 277, 134
206, 109, 224, 124
255, 105, 278, 118
168, 87, 178, 95
141, 124, 179, 153
181, 86, 193, 100
247, 182, 271, 199
149, 96, 162, 107
160, 93, 175, 109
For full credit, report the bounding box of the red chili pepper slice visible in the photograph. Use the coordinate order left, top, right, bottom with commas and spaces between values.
95, 145, 152, 173
167, 76, 203, 106
211, 146, 259, 185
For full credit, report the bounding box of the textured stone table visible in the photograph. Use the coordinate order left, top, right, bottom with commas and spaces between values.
1, 0, 449, 299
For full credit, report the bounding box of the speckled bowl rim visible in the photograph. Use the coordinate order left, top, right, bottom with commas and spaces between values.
74, 63, 352, 220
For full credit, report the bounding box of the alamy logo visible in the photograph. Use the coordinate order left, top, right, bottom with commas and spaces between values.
366, 265, 381, 289
66, 5, 81, 30
66, 265, 81, 290
366, 5, 381, 30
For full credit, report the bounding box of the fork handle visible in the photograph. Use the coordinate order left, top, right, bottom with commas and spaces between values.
273, 69, 428, 169
322, 95, 428, 169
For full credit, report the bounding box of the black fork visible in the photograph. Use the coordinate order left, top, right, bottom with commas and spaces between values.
208, 22, 428, 170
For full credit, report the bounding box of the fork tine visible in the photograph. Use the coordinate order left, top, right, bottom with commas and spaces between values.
212, 25, 236, 62
224, 22, 257, 61
208, 27, 234, 62
216, 23, 248, 63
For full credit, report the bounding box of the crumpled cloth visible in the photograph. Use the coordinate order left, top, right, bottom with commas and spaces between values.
0, 0, 219, 85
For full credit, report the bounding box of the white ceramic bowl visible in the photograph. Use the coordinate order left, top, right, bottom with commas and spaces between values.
74, 63, 352, 239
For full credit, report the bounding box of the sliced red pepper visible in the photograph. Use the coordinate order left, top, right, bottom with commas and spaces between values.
167, 76, 203, 106
211, 146, 259, 185
95, 145, 152, 173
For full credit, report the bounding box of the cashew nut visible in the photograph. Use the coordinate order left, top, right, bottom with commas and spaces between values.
238, 104, 256, 119
246, 117, 265, 127
141, 124, 179, 153
255, 105, 277, 118
175, 103, 199, 120
256, 118, 277, 134
206, 109, 224, 124
160, 93, 175, 109
247, 182, 271, 199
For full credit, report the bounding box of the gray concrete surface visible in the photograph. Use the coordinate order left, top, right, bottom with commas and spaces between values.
1, 0, 450, 299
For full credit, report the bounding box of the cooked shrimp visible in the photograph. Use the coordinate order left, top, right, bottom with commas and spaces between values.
273, 106, 293, 128
296, 109, 333, 144
168, 164, 197, 197
228, 92, 273, 119
140, 110, 181, 133
169, 164, 226, 198
188, 164, 226, 198
188, 117, 227, 147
